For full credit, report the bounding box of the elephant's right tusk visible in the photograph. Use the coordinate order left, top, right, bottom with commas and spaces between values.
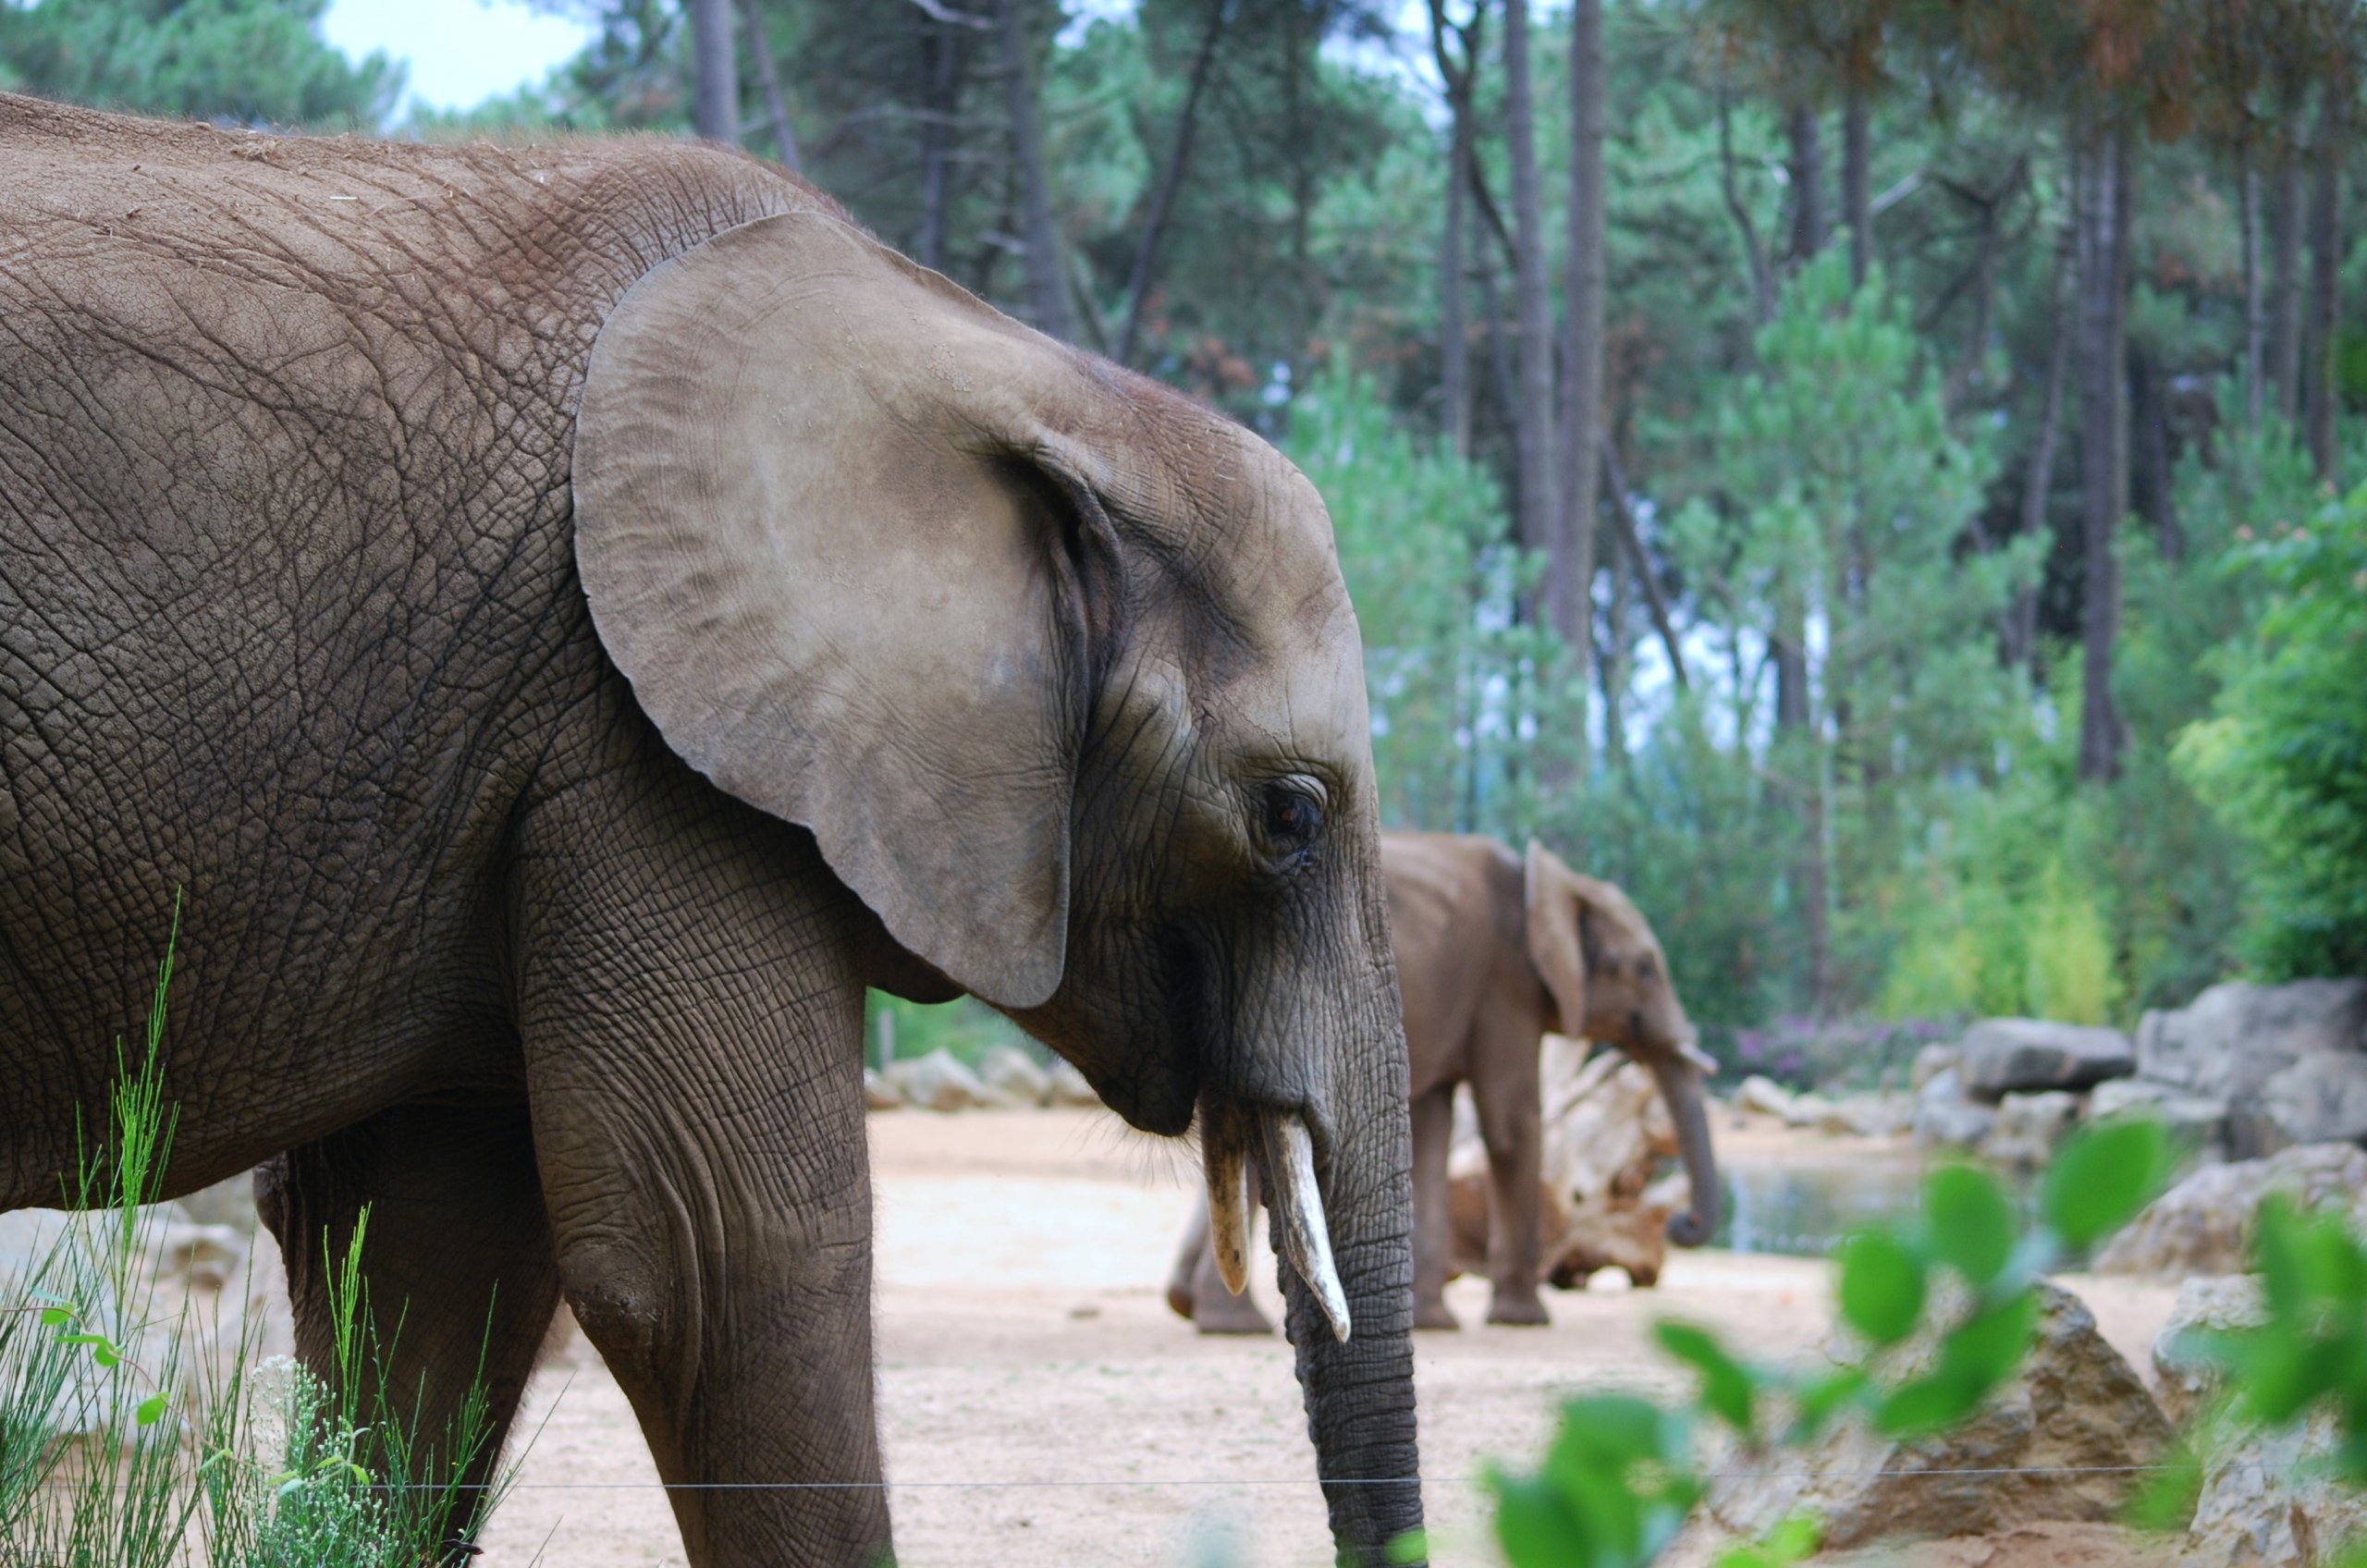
1205, 1110, 1252, 1297
1261, 1111, 1352, 1343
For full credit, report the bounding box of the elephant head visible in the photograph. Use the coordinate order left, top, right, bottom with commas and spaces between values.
570, 208, 1419, 1562
1523, 842, 1721, 1248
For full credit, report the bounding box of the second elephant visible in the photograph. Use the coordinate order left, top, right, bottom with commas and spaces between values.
1169, 831, 1719, 1331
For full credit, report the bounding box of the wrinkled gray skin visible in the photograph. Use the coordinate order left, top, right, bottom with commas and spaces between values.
0, 97, 1422, 1566
1170, 833, 1717, 1332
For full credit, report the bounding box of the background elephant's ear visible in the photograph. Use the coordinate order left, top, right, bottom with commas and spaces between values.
1524, 840, 1590, 1038
572, 210, 1092, 1009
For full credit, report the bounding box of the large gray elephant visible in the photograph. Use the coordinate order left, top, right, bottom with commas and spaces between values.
0, 96, 1422, 1566
1170, 832, 1717, 1332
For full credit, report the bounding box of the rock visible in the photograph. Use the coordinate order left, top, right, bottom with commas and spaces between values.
1910, 1043, 1962, 1094
881, 1047, 989, 1112
1821, 1094, 1910, 1138
2088, 1078, 2229, 1151
1912, 1067, 1997, 1152
1044, 1058, 1101, 1109
2136, 980, 2367, 1116
2093, 1142, 2367, 1277
2255, 1050, 2367, 1152
1699, 1280, 2175, 1552
2180, 1409, 2367, 1568
2151, 1275, 2263, 1426
1959, 1019, 2136, 1101
977, 1044, 1052, 1108
1783, 1091, 1834, 1130
1980, 1089, 2081, 1170
1735, 1074, 1797, 1119
863, 1068, 902, 1110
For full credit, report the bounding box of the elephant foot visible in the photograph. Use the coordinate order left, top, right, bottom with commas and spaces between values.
1166, 1276, 1198, 1323
1193, 1291, 1277, 1335
1485, 1292, 1551, 1328
1413, 1298, 1462, 1332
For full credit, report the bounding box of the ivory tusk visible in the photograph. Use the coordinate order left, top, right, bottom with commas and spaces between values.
1262, 1111, 1352, 1343
1204, 1112, 1251, 1297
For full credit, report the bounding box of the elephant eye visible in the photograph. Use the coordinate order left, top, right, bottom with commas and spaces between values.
1258, 778, 1325, 866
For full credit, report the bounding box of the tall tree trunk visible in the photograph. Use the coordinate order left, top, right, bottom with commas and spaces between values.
2305, 104, 2345, 484
1842, 84, 1871, 288
917, 20, 965, 272
2129, 340, 2180, 560
2269, 152, 2306, 423
1504, 0, 1559, 568
1600, 547, 1629, 773
1554, 0, 1605, 706
1429, 0, 1478, 458
1117, 0, 1228, 367
1599, 435, 1689, 691
2075, 116, 2128, 784
1787, 103, 1825, 265
740, 0, 800, 172
2241, 150, 2265, 430
689, 0, 738, 144
1477, 243, 1521, 491
999, 0, 1072, 341
2011, 190, 2074, 671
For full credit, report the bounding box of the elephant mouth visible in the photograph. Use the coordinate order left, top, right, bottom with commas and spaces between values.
1199, 1089, 1352, 1342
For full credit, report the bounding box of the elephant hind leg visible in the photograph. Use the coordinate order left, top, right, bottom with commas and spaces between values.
1410, 1084, 1460, 1332
255, 1099, 562, 1553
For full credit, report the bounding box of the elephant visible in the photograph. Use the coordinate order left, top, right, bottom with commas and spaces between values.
0, 96, 1422, 1567
1168, 831, 1717, 1332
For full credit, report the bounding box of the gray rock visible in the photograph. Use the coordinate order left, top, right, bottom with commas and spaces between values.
1782, 1091, 1834, 1130
1699, 1280, 2173, 1551
1981, 1089, 2082, 1169
2180, 1407, 2367, 1568
2136, 980, 2367, 1107
2151, 1274, 2262, 1426
881, 1047, 989, 1113
1909, 1043, 1961, 1093
977, 1044, 1052, 1108
1913, 1068, 1998, 1152
1822, 1093, 1910, 1138
1044, 1058, 1102, 1109
2093, 1142, 2367, 1278
2089, 1077, 2230, 1150
863, 1068, 901, 1110
1960, 1018, 2135, 1100
2254, 1050, 2367, 1152
1735, 1074, 1796, 1119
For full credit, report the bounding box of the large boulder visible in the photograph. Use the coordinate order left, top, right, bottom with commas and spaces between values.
2253, 1050, 2367, 1151
1735, 1074, 1797, 1120
2092, 1142, 2367, 1278
1959, 1019, 2135, 1101
1912, 1067, 1997, 1153
1699, 1280, 2175, 1551
1979, 1089, 2081, 1170
881, 1047, 990, 1112
2088, 1077, 2230, 1151
1044, 1058, 1102, 1109
2136, 982, 2367, 1155
1909, 1043, 1962, 1093
2151, 1274, 2261, 1427
976, 1044, 1052, 1108
863, 1068, 902, 1110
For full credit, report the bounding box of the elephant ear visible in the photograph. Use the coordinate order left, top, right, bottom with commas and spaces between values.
1524, 840, 1591, 1039
572, 209, 1102, 1010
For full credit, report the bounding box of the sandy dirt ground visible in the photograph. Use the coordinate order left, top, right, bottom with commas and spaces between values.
475, 1109, 2181, 1568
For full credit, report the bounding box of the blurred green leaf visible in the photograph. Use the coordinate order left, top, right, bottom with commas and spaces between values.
1490, 1469, 1590, 1568
1925, 1165, 2016, 1285
1655, 1324, 1757, 1437
1838, 1233, 1927, 1346
1789, 1367, 1869, 1441
1384, 1527, 1429, 1564
2042, 1119, 2169, 1246
1873, 1372, 1981, 1438
2123, 1443, 2203, 1532
1938, 1292, 2041, 1390
134, 1391, 169, 1427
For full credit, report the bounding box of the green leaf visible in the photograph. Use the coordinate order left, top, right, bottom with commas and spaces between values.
1489, 1470, 1589, 1568
2042, 1119, 2169, 1246
134, 1392, 169, 1427
1924, 1165, 2016, 1285
37, 1305, 71, 1328
1838, 1233, 1927, 1347
1384, 1528, 1429, 1565
1656, 1322, 1758, 1436
1789, 1367, 1869, 1440
1873, 1372, 1979, 1438
1763, 1512, 1822, 1563
2123, 1445, 2202, 1533
1937, 1292, 2040, 1390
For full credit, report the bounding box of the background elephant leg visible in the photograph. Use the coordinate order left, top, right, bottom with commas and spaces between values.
1166, 1195, 1209, 1319
254, 1099, 560, 1551
1189, 1157, 1276, 1334
1409, 1084, 1459, 1330
1472, 1026, 1550, 1326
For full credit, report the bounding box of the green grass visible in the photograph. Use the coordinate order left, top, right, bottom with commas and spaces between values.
0, 909, 523, 1566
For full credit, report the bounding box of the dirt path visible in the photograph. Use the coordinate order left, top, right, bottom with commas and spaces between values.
478, 1109, 2179, 1568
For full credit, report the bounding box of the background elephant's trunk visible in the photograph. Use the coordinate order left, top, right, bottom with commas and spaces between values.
1271, 999, 1424, 1565
1645, 1053, 1721, 1248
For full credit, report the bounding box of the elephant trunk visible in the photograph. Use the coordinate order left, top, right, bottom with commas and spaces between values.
1645, 1052, 1722, 1248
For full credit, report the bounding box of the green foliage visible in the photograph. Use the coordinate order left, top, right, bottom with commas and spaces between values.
0, 0, 401, 128
0, 919, 518, 1564
1488, 1120, 2175, 1568
2177, 483, 2367, 979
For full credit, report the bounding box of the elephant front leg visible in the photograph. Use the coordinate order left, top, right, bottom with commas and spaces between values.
1472, 1040, 1551, 1327
256, 1100, 563, 1555
1409, 1084, 1460, 1331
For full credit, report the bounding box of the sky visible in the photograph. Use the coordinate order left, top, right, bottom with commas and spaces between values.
320, 0, 597, 116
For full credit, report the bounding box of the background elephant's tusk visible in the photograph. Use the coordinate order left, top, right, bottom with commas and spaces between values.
1205, 1117, 1252, 1297
1262, 1112, 1352, 1342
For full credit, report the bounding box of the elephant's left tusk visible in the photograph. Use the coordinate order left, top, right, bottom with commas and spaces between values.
1262, 1111, 1351, 1343
1205, 1110, 1252, 1297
